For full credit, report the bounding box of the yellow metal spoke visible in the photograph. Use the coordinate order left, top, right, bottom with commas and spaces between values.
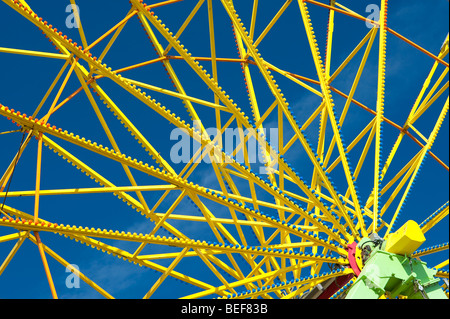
225, 0, 354, 242
297, 0, 362, 238
328, 28, 375, 83
252, 0, 293, 49
28, 232, 114, 298
1, 204, 216, 293
69, 0, 87, 49
143, 247, 189, 299
420, 202, 449, 235
162, 0, 206, 56
249, 0, 258, 41
372, 0, 388, 233
0, 185, 178, 197
0, 217, 345, 263
384, 98, 449, 237
0, 46, 70, 59
412, 242, 449, 258
0, 232, 27, 276
434, 259, 449, 270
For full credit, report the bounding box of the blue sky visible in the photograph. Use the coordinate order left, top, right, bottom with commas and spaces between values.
0, 0, 448, 298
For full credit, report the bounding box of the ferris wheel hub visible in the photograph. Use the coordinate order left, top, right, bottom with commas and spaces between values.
344, 220, 446, 299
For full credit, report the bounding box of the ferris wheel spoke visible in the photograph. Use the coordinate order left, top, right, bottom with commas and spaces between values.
327, 85, 449, 172
84, 10, 139, 54
72, 71, 166, 216
304, 0, 449, 68
95, 7, 136, 65
328, 28, 376, 84
34, 124, 312, 249
409, 80, 449, 127
378, 152, 424, 227
327, 119, 376, 179
0, 46, 69, 60
419, 201, 449, 235
182, 260, 293, 298
0, 131, 33, 195
251, 0, 293, 52
372, 0, 388, 234
232, 24, 276, 183
67, 0, 87, 49
323, 0, 335, 78
25, 12, 236, 206
206, 0, 219, 105
118, 77, 231, 113
132, 1, 290, 212
209, 138, 349, 245
149, 190, 187, 238
86, 80, 180, 175
193, 260, 351, 299
326, 121, 377, 233
0, 108, 223, 224
132, 0, 249, 126
189, 193, 242, 248
363, 5, 447, 235
309, 111, 328, 217
248, 0, 258, 42
39, 59, 79, 127
161, 0, 206, 56
321, 118, 376, 225
261, 60, 323, 97
66, 0, 352, 252
136, 11, 207, 131
309, 0, 337, 214
206, 0, 227, 160
322, 31, 378, 174
143, 246, 189, 299
226, 167, 349, 246
212, 170, 267, 246
0, 231, 27, 244
64, 0, 446, 248
367, 140, 445, 233
436, 270, 449, 279
297, 0, 365, 238
281, 101, 324, 153
28, 232, 114, 298
433, 259, 449, 271
1, 0, 217, 151
33, 58, 76, 119
0, 207, 123, 297
0, 185, 179, 199
0, 107, 348, 249
40, 135, 188, 239
407, 39, 449, 124
224, 0, 356, 242
412, 242, 449, 259
0, 231, 27, 277
384, 98, 449, 237
365, 149, 420, 213
0, 213, 258, 294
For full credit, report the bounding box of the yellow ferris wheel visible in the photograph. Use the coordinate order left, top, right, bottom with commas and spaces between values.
0, 0, 448, 299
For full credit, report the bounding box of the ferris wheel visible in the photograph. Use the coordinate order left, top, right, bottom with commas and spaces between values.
0, 0, 448, 299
